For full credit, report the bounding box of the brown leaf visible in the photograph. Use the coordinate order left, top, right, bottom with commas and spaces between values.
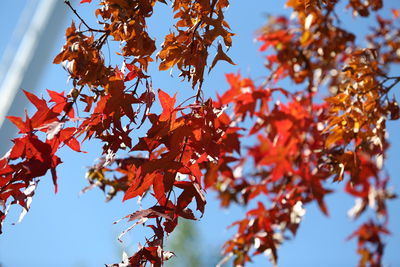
209, 43, 235, 74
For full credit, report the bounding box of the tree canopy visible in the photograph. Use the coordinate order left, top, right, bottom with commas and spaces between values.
1, 0, 400, 266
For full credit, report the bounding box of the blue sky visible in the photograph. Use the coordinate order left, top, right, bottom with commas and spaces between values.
0, 1, 399, 266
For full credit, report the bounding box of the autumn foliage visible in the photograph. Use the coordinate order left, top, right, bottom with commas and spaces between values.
1, 0, 399, 266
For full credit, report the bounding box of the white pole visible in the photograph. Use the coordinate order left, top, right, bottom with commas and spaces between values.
0, 0, 70, 155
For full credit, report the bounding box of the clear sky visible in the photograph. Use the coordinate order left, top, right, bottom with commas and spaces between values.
0, 1, 399, 267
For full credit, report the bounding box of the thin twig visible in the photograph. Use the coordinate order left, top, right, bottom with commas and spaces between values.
64, 0, 107, 33
385, 78, 400, 93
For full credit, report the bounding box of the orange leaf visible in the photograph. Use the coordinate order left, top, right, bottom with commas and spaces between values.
325, 128, 344, 147
158, 89, 176, 121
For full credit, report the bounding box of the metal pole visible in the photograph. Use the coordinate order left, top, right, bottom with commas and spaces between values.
0, 0, 69, 155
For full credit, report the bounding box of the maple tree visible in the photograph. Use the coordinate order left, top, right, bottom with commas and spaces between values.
1, 0, 399, 266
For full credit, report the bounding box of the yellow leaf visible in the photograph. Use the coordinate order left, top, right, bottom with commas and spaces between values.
325, 128, 343, 147
353, 121, 360, 133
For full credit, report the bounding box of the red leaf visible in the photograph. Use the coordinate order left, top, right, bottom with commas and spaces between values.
59, 127, 81, 152
9, 138, 26, 159
174, 181, 206, 216
123, 172, 155, 201
153, 174, 167, 205
47, 89, 66, 104
158, 89, 176, 121
46, 89, 73, 117
80, 0, 91, 3
7, 116, 30, 133
24, 90, 47, 111
23, 90, 59, 127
